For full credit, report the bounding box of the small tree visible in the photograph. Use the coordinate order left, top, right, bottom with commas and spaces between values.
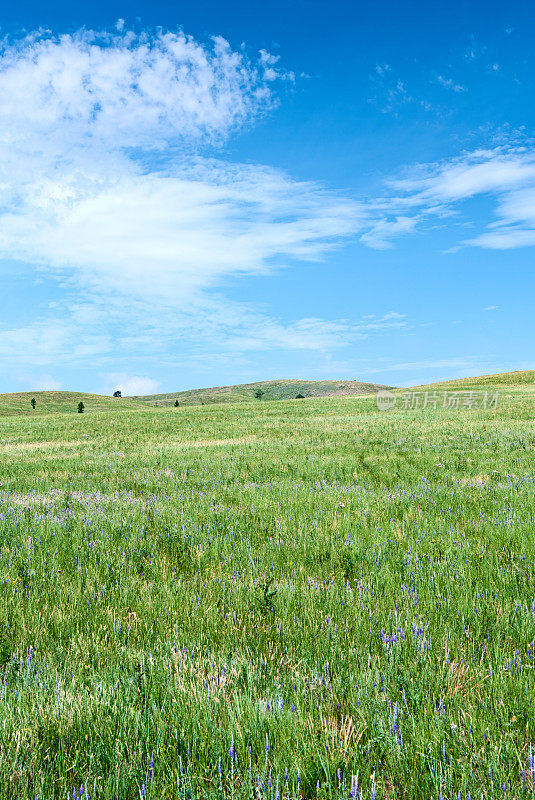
113, 390, 122, 398
77, 401, 85, 414
296, 393, 306, 399
174, 400, 179, 407
30, 397, 36, 410
254, 389, 265, 399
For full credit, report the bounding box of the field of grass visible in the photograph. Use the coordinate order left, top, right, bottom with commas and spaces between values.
0, 386, 534, 799
134, 379, 392, 406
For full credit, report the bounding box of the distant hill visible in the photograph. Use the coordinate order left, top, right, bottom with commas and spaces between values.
411, 369, 535, 391
0, 391, 145, 416
2, 371, 533, 416
135, 378, 394, 406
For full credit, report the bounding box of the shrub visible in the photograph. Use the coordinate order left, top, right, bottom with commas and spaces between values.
77, 401, 85, 414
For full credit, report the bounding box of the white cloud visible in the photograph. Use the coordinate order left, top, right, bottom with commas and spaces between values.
369, 64, 434, 115
221, 312, 406, 352
0, 162, 365, 303
15, 372, 62, 391
0, 25, 372, 374
387, 149, 535, 202
105, 374, 161, 396
437, 75, 466, 92
375, 64, 391, 76
365, 146, 535, 250
0, 28, 280, 157
360, 215, 419, 249
0, 317, 111, 364
0, 27, 363, 302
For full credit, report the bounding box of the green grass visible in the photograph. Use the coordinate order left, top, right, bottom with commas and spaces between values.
134, 378, 393, 406
0, 384, 534, 799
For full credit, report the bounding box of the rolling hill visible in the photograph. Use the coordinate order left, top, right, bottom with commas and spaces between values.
1, 371, 533, 416
0, 391, 145, 416
134, 378, 394, 406
411, 369, 535, 391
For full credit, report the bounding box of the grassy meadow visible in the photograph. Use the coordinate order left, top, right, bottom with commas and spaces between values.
0, 384, 534, 799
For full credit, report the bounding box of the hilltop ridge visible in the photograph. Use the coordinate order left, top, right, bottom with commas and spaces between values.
134, 378, 393, 406
411, 369, 535, 391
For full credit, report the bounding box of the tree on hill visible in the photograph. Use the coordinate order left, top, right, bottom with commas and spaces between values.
30, 397, 36, 409
77, 401, 85, 414
254, 389, 265, 399
296, 393, 306, 399
174, 400, 179, 407
113, 390, 122, 398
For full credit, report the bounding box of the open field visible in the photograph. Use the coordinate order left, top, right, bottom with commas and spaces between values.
0, 386, 534, 799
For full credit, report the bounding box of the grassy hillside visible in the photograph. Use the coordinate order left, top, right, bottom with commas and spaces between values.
136, 378, 393, 406
412, 368, 535, 391
1, 372, 532, 417
0, 390, 534, 798
0, 390, 145, 416
2, 371, 531, 417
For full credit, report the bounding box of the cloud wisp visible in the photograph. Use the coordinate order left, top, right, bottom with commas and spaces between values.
104, 373, 161, 396
1, 161, 364, 303
361, 145, 535, 250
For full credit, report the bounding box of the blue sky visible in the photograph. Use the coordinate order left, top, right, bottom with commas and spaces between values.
0, 0, 534, 395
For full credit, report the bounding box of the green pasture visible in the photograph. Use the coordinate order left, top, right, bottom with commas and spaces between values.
0, 387, 534, 799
